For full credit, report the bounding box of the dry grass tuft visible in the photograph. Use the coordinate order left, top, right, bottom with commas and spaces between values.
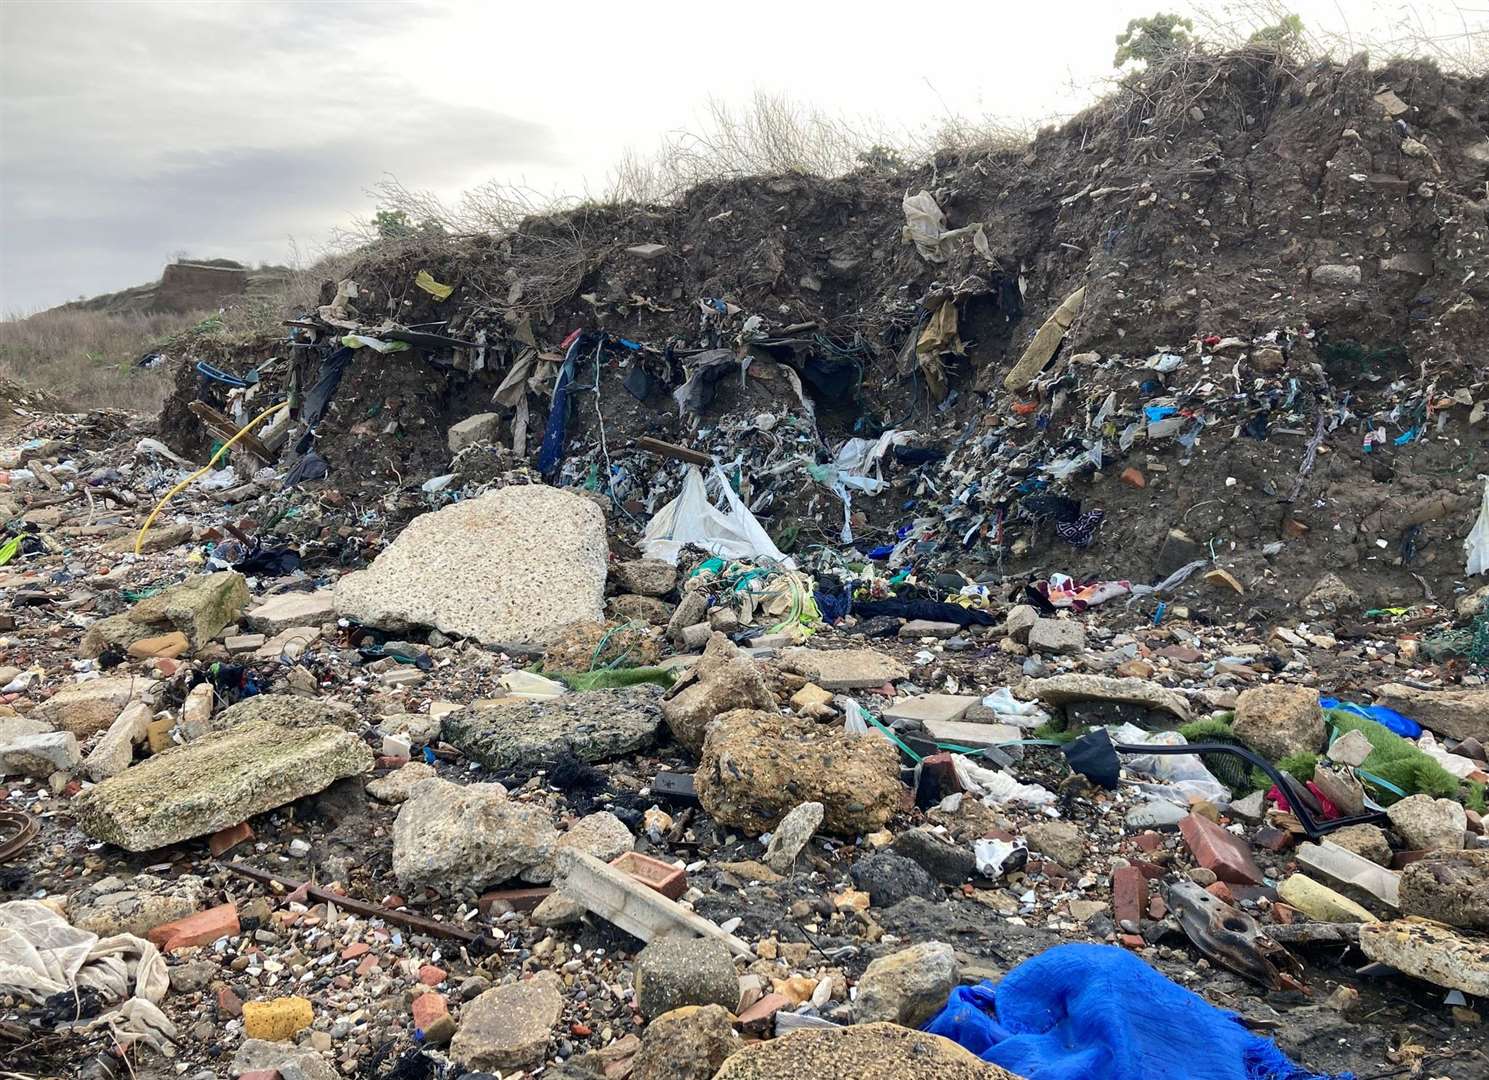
0, 307, 199, 413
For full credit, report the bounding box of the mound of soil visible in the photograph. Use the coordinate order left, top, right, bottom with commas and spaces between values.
159, 49, 1489, 617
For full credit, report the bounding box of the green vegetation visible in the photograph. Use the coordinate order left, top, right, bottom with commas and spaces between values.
1114, 13, 1194, 67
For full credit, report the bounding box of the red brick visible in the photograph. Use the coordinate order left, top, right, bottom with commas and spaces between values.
341, 943, 370, 960
418, 964, 446, 986
1148, 896, 1167, 920
1131, 860, 1166, 881
1112, 866, 1146, 927
217, 986, 244, 1018
921, 752, 963, 793
147, 903, 240, 952
1271, 903, 1297, 925
1391, 849, 1432, 870
355, 954, 381, 976
1133, 831, 1162, 853
1179, 813, 1263, 885
238, 1071, 281, 1080
1119, 467, 1146, 489
1253, 826, 1294, 853
208, 822, 254, 857
609, 852, 686, 900
736, 992, 790, 1026
1118, 933, 1145, 949
411, 991, 448, 1032
1205, 881, 1235, 904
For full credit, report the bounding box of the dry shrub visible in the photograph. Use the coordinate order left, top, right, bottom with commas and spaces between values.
0, 307, 195, 413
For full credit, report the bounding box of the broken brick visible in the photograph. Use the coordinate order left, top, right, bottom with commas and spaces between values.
355, 954, 381, 976
610, 851, 687, 900
1133, 831, 1163, 853
1206, 881, 1236, 904
147, 902, 240, 952
340, 943, 370, 960
1179, 812, 1263, 885
217, 986, 244, 1018
1112, 865, 1146, 927
412, 991, 450, 1034
417, 964, 447, 986
1253, 825, 1295, 853
208, 821, 254, 856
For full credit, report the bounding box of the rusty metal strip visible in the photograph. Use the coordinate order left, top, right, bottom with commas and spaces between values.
218, 860, 481, 943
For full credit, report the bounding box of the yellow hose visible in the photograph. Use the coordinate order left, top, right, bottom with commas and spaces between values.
133, 400, 290, 555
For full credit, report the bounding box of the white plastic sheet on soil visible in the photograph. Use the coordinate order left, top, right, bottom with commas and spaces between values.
1465, 474, 1489, 576
641, 466, 793, 567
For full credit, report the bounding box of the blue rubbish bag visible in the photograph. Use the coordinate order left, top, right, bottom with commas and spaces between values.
924, 944, 1351, 1080
1319, 697, 1422, 739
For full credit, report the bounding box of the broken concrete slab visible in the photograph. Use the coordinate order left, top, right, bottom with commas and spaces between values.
0, 730, 79, 778
447, 412, 500, 453
1026, 618, 1085, 656
83, 701, 153, 780
448, 971, 564, 1071
554, 848, 751, 957
1025, 673, 1191, 723
696, 710, 902, 836
75, 718, 373, 851
211, 693, 358, 734
335, 485, 607, 646
610, 558, 678, 597
32, 675, 161, 738
921, 719, 1021, 750
81, 571, 249, 657
1358, 917, 1489, 995
1372, 684, 1489, 743
392, 778, 559, 892
662, 633, 775, 754
254, 625, 323, 661
244, 590, 336, 635
778, 647, 908, 690
66, 872, 207, 936
881, 694, 980, 725
442, 688, 662, 772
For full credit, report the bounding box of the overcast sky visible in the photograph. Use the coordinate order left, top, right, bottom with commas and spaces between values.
2, 0, 1483, 313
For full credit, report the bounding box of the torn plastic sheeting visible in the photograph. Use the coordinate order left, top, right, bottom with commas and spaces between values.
342, 334, 411, 353
950, 753, 1055, 807
915, 300, 962, 400
673, 348, 746, 417
500, 671, 567, 699
902, 190, 985, 263
640, 465, 793, 568
1127, 559, 1209, 604
414, 270, 454, 300
1466, 474, 1489, 575
974, 836, 1028, 878
981, 688, 1050, 729
1113, 723, 1231, 809
0, 900, 174, 1053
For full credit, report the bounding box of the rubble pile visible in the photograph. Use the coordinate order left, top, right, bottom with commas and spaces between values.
3, 47, 1489, 1080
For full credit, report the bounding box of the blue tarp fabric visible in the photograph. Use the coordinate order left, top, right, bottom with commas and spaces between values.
924, 944, 1351, 1080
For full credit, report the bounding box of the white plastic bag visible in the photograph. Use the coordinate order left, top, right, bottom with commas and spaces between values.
841, 697, 871, 737
981, 688, 1050, 729
950, 754, 1055, 807
1466, 474, 1489, 576
640, 466, 793, 567
1113, 723, 1231, 809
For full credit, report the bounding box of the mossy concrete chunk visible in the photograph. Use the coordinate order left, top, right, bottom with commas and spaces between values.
81, 571, 249, 657
76, 717, 373, 851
